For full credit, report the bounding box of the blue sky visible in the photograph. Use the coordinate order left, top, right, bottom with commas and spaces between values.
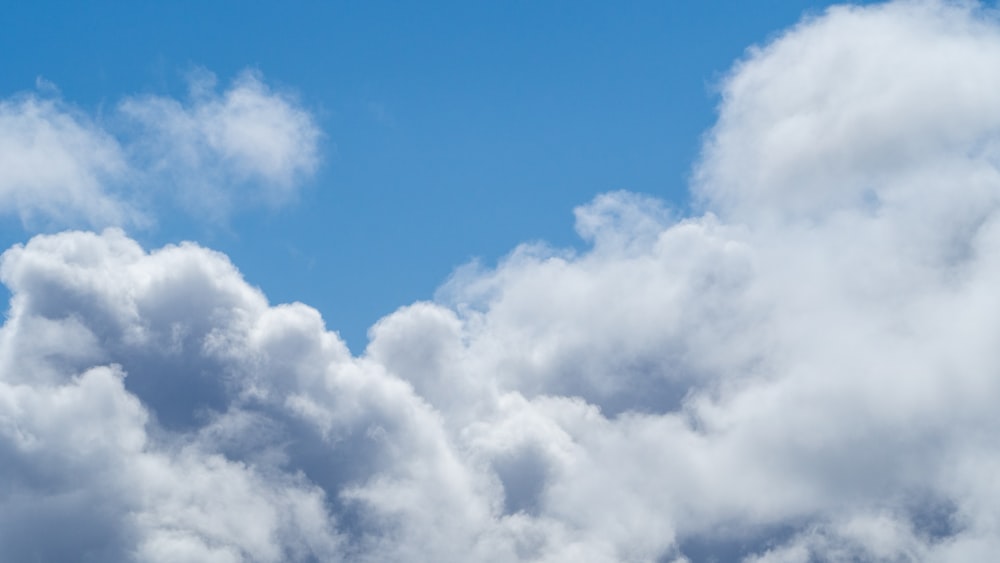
1, 0, 870, 351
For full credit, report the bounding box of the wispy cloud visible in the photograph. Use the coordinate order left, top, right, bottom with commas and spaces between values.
0, 95, 134, 228
0, 68, 320, 230
121, 69, 322, 214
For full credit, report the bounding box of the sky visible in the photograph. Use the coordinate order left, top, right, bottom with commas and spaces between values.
1, 0, 873, 351
7, 1, 1000, 562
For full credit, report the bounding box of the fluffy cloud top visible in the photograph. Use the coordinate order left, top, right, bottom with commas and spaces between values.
0, 69, 320, 228
3, 1, 1000, 561
696, 0, 1000, 226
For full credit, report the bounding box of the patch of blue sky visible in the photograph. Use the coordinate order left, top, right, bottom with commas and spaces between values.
0, 0, 873, 351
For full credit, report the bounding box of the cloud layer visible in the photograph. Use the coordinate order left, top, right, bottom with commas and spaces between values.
0, 70, 320, 229
3, 1, 1000, 561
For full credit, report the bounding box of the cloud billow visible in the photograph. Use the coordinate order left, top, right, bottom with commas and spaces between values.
3, 1, 1000, 561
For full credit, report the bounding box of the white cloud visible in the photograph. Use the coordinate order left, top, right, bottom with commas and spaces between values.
0, 95, 134, 228
120, 69, 321, 213
0, 69, 320, 229
5, 1, 1000, 561
695, 0, 1000, 226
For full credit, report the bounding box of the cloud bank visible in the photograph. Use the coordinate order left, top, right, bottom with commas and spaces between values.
0, 69, 320, 229
3, 1, 1000, 561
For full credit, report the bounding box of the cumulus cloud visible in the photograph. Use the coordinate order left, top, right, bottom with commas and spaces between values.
0, 69, 319, 229
5, 0, 1000, 561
